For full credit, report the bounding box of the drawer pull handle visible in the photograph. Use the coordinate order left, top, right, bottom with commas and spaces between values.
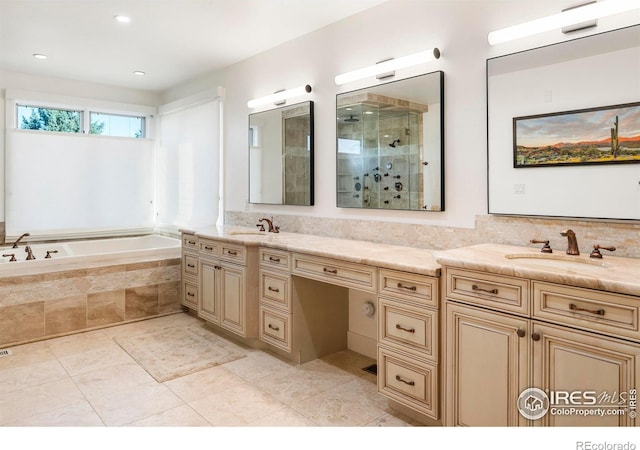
227, 250, 238, 256
397, 283, 417, 291
188, 240, 196, 245
187, 292, 195, 297
269, 256, 281, 262
323, 267, 338, 274
395, 324, 416, 333
187, 264, 195, 268
395, 375, 415, 386
472, 284, 498, 295
569, 303, 605, 316
204, 246, 213, 251
268, 324, 280, 331
268, 286, 280, 293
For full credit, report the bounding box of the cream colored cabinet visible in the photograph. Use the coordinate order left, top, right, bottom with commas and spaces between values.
445, 302, 529, 426
533, 321, 638, 427
443, 266, 639, 427
198, 259, 219, 323
180, 235, 259, 339
258, 248, 293, 353
377, 269, 440, 421
181, 232, 199, 310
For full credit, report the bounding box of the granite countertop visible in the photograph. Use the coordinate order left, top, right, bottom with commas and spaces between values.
434, 243, 640, 297
182, 226, 441, 277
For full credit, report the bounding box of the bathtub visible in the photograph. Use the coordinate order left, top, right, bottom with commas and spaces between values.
0, 234, 183, 347
0, 234, 181, 277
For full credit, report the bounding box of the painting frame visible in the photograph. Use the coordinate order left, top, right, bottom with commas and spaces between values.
513, 101, 640, 168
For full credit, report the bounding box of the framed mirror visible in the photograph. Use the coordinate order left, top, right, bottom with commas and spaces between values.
336, 71, 444, 211
487, 25, 640, 220
249, 101, 314, 205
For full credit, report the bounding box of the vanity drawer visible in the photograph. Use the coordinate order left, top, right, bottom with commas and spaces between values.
259, 306, 292, 353
292, 253, 377, 293
378, 346, 438, 420
379, 269, 438, 308
220, 243, 247, 265
182, 233, 198, 251
198, 239, 219, 257
182, 280, 198, 309
533, 282, 640, 342
182, 254, 199, 277
445, 267, 530, 316
259, 248, 291, 272
379, 297, 437, 362
260, 271, 291, 311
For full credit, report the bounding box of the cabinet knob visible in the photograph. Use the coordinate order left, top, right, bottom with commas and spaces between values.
517, 328, 525, 338
531, 332, 541, 341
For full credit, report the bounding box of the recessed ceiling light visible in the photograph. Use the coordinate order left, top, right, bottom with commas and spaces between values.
133, 71, 145, 76
114, 15, 130, 23
33, 53, 47, 60
364, 111, 374, 115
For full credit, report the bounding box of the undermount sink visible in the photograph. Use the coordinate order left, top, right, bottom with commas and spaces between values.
505, 252, 608, 270
226, 230, 268, 236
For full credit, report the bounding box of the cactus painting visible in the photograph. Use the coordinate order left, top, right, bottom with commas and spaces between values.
514, 102, 640, 167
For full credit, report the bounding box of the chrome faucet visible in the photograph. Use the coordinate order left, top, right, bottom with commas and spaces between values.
257, 217, 280, 233
12, 232, 30, 248
560, 229, 580, 255
25, 246, 36, 260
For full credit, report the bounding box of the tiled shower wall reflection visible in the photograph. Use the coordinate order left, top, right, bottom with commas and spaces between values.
226, 212, 640, 259
284, 114, 311, 205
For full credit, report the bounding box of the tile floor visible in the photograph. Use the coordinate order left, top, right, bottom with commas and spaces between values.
0, 312, 422, 427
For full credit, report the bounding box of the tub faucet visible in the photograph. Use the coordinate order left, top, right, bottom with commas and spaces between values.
25, 246, 36, 260
560, 229, 580, 255
12, 232, 30, 248
258, 217, 280, 233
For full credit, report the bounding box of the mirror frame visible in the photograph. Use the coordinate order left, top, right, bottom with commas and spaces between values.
335, 71, 445, 212
248, 101, 314, 206
486, 25, 640, 220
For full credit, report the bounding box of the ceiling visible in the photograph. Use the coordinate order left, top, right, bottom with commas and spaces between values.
0, 0, 388, 92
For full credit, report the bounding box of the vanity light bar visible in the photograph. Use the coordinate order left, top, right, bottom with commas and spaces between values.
488, 0, 640, 45
334, 48, 441, 86
247, 85, 312, 109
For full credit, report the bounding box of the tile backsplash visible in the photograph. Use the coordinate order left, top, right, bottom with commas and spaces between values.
225, 212, 640, 259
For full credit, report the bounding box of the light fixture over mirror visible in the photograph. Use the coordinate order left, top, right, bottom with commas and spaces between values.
488, 0, 640, 45
334, 48, 441, 86
336, 71, 444, 211
247, 85, 312, 109
249, 101, 314, 206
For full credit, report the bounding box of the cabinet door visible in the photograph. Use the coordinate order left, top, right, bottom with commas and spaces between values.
219, 264, 246, 335
445, 302, 530, 426
199, 260, 219, 324
533, 322, 639, 427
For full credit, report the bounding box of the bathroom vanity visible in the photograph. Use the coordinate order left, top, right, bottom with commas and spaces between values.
181, 228, 640, 426
436, 243, 640, 427
180, 226, 441, 422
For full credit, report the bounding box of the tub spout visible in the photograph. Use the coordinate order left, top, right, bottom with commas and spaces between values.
25, 246, 36, 260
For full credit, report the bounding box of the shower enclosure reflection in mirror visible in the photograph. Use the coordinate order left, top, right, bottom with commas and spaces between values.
336, 71, 444, 211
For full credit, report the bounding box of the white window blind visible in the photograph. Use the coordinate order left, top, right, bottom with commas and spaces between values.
157, 97, 221, 230
5, 130, 155, 240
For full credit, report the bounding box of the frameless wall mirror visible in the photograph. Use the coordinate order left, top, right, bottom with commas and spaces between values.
336, 71, 444, 211
488, 25, 640, 220
249, 101, 314, 205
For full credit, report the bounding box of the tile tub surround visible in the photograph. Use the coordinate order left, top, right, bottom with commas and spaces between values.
0, 259, 182, 347
226, 212, 640, 259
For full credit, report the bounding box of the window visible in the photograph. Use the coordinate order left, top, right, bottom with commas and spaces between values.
90, 112, 145, 138
17, 104, 82, 133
